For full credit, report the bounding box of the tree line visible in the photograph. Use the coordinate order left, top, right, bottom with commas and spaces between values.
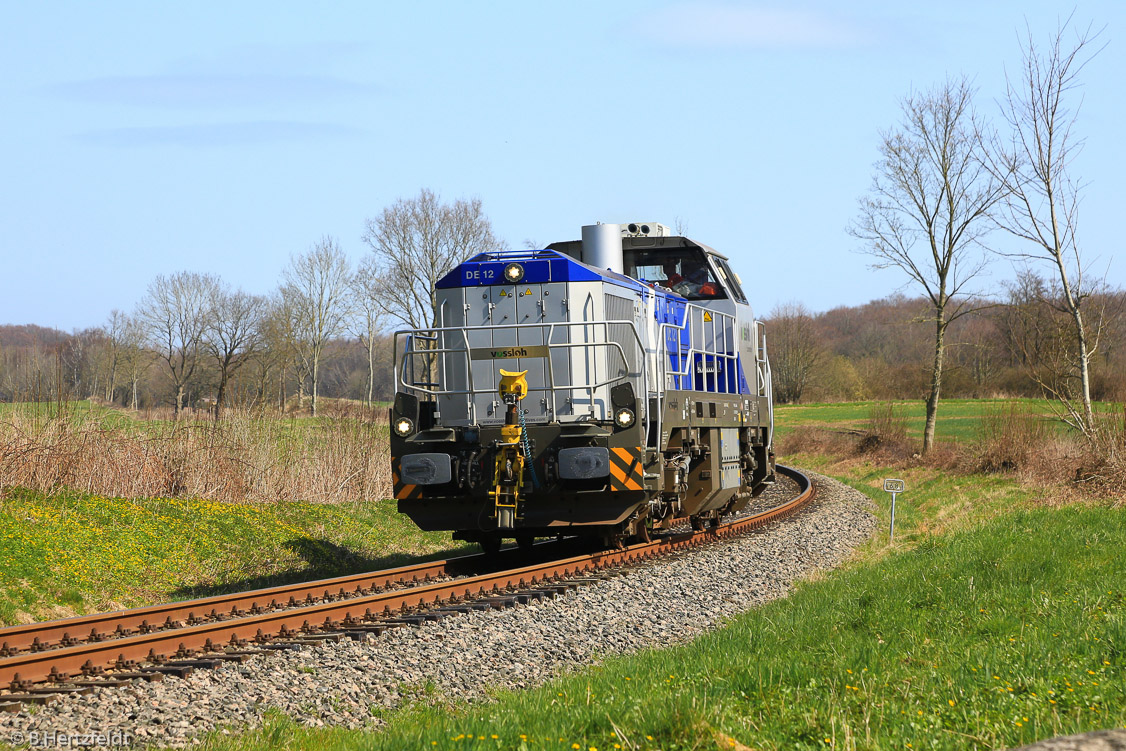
767, 281, 1126, 406
0, 190, 502, 417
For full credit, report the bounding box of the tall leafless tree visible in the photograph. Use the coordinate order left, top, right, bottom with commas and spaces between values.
205, 286, 265, 417
987, 18, 1105, 434
361, 189, 504, 330
350, 256, 389, 406
99, 309, 131, 402
850, 76, 1002, 453
138, 271, 220, 416
244, 294, 288, 412
768, 302, 823, 404
117, 313, 150, 410
281, 237, 352, 417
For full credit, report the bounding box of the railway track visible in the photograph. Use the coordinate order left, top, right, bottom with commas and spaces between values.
0, 466, 812, 710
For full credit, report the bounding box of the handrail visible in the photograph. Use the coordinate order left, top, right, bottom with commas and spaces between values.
658, 303, 739, 394
393, 319, 647, 430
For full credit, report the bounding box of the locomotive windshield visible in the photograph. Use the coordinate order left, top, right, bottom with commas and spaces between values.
623, 248, 727, 300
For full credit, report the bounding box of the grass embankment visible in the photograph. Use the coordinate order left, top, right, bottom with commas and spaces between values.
0, 491, 465, 625
0, 400, 434, 624
201, 469, 1123, 750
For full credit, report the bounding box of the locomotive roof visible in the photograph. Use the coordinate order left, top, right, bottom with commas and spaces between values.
545, 235, 729, 261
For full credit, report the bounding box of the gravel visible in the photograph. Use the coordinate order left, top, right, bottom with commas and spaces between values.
0, 470, 876, 748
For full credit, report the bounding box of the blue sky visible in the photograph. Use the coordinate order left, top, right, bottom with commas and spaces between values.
2, 1, 1123, 330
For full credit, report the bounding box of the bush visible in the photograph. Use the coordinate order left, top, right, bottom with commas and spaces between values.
972, 404, 1056, 475
858, 402, 910, 454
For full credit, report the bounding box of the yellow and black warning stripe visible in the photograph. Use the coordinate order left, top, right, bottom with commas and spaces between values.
392, 461, 423, 501
609, 446, 645, 491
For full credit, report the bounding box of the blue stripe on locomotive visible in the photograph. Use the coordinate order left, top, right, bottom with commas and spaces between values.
653, 288, 749, 396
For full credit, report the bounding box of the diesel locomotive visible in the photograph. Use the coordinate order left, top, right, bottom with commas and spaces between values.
390, 222, 775, 551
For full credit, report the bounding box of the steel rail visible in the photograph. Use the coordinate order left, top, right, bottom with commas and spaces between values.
0, 542, 577, 656
0, 466, 811, 693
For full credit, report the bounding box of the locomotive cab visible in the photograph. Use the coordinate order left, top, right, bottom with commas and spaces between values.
390, 223, 775, 550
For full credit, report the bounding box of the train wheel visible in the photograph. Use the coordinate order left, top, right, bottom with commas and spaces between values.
478, 535, 502, 556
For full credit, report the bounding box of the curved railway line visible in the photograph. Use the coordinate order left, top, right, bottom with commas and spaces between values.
0, 465, 812, 711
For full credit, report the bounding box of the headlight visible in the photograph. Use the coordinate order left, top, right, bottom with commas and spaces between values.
503, 262, 525, 283
614, 408, 635, 428
394, 417, 415, 437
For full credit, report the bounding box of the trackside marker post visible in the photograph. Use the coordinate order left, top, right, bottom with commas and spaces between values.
883, 478, 906, 540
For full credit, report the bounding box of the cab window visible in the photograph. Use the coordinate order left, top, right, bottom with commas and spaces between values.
713, 257, 747, 304
624, 249, 727, 301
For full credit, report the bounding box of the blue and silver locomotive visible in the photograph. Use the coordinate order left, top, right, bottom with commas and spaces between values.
390, 222, 774, 550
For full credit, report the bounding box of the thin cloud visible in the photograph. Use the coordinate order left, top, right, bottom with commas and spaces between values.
50, 74, 380, 109
638, 3, 875, 50
77, 121, 365, 147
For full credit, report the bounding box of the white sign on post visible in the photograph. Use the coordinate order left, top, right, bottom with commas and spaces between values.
883, 479, 906, 540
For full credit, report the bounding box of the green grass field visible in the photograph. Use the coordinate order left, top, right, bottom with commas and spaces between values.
773, 398, 1110, 443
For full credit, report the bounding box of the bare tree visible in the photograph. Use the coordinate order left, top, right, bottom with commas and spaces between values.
251, 293, 299, 412
361, 189, 504, 330
205, 286, 265, 417
999, 268, 1115, 417
139, 271, 220, 416
117, 313, 151, 410
850, 76, 1002, 452
281, 237, 352, 416
98, 309, 131, 402
768, 302, 823, 404
350, 256, 389, 406
949, 312, 1004, 397
988, 18, 1105, 434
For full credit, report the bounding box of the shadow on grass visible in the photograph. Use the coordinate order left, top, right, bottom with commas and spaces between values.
169, 538, 476, 601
